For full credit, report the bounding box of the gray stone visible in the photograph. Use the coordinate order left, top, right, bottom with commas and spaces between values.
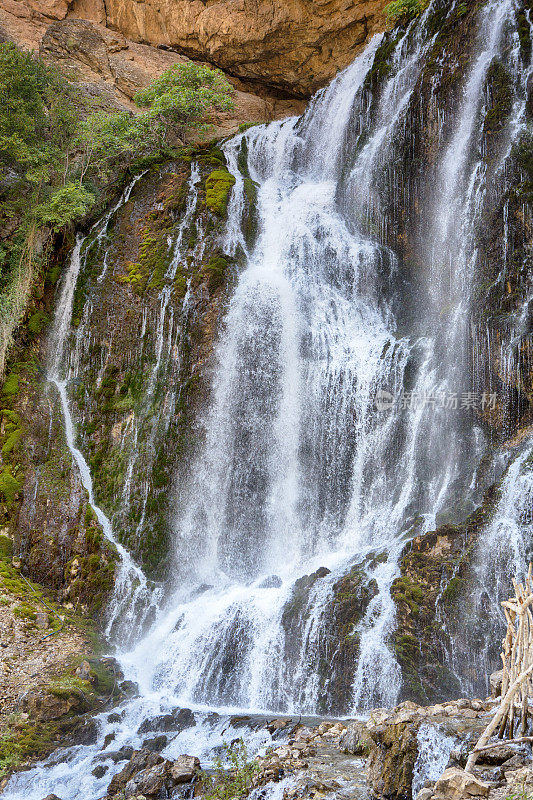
142, 735, 168, 752
490, 670, 503, 698
124, 763, 168, 797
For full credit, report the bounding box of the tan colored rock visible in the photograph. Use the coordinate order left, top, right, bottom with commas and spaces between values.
169, 754, 200, 783
27, 0, 68, 19
432, 768, 490, 800
101, 0, 387, 97
68, 0, 106, 24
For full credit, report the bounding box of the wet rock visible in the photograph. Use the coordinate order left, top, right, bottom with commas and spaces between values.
40, 796, 63, 800
107, 749, 165, 794
138, 707, 195, 735
104, 732, 116, 747
138, 715, 174, 734
120, 680, 139, 696
124, 762, 169, 797
92, 764, 108, 778
266, 718, 290, 734
142, 734, 168, 752
103, 745, 135, 763
171, 707, 196, 731
70, 717, 99, 745
170, 754, 200, 783
339, 721, 370, 755
107, 712, 122, 723
258, 575, 282, 588
113, 754, 200, 798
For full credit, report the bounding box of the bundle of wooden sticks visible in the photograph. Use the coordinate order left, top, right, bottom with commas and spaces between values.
465, 565, 533, 773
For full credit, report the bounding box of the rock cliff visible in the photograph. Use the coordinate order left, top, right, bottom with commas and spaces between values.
0, 0, 387, 100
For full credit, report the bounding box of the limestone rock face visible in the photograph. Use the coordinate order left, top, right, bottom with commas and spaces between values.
0, 0, 387, 98
101, 0, 387, 97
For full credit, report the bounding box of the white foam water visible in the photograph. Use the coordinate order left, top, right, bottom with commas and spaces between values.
412, 724, 456, 800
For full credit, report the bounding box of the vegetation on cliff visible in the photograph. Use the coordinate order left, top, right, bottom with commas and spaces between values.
0, 44, 234, 378
385, 0, 429, 24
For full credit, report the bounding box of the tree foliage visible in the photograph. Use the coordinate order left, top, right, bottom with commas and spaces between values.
385, 0, 429, 24
0, 44, 235, 373
134, 62, 235, 138
35, 184, 95, 231
201, 740, 259, 800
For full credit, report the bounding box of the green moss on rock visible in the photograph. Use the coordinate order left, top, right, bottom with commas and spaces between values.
205, 169, 236, 216
1, 373, 19, 397
0, 469, 21, 504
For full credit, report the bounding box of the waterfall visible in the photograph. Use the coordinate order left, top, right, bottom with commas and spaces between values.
125, 0, 522, 715
4, 0, 532, 795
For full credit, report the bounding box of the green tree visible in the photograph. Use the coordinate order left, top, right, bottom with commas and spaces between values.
0, 43, 50, 175
75, 111, 146, 182
134, 62, 235, 141
34, 183, 95, 231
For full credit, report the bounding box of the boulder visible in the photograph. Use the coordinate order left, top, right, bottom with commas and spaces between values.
339, 721, 371, 755
124, 762, 169, 797
107, 750, 163, 795
170, 754, 200, 783
137, 707, 195, 734
432, 768, 490, 800
489, 670, 503, 698
102, 745, 135, 763
19, 688, 86, 721
142, 734, 168, 752
107, 750, 200, 796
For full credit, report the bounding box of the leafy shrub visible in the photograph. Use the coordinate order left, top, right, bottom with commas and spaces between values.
135, 62, 235, 139
35, 183, 95, 231
385, 0, 429, 24
201, 740, 259, 800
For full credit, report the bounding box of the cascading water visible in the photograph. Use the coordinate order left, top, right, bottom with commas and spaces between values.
131, 0, 523, 716
4, 1, 533, 796
47, 177, 161, 644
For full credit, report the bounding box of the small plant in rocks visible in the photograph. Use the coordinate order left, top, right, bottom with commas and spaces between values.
201, 739, 260, 800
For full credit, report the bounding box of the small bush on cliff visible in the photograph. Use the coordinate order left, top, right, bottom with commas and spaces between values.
134, 62, 235, 141
385, 0, 429, 25
35, 183, 95, 232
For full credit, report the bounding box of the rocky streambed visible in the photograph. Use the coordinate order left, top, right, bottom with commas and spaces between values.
11, 686, 533, 800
